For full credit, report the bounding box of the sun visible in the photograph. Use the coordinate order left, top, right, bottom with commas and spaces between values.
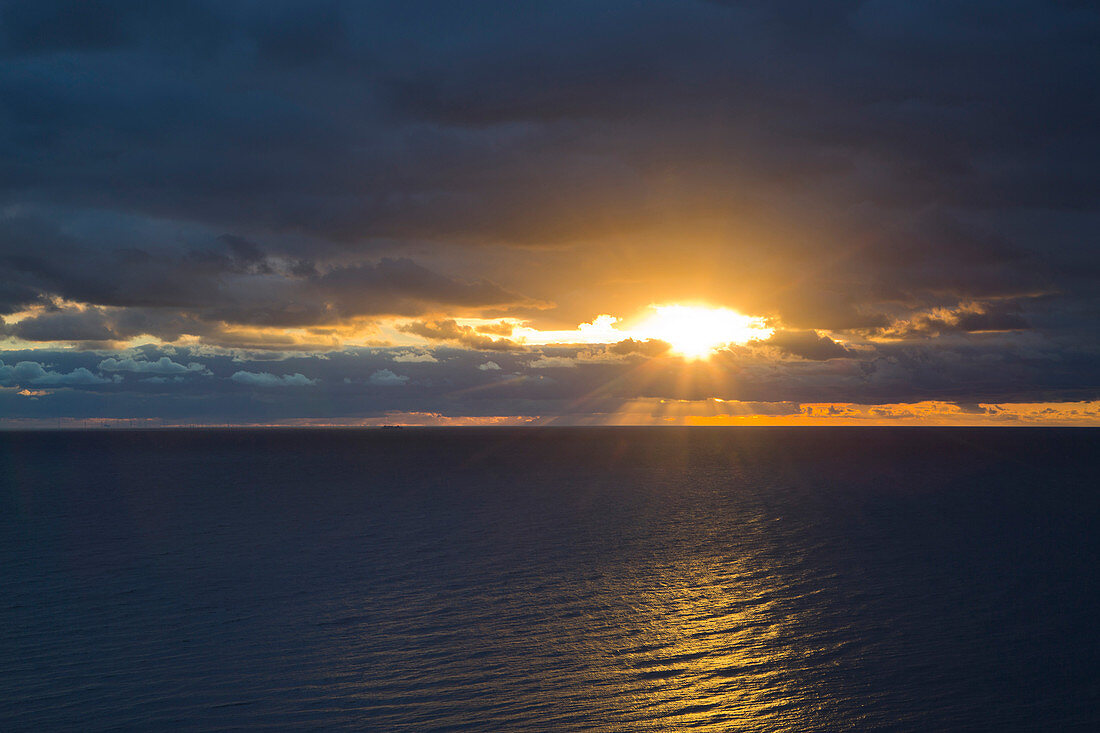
631, 304, 773, 359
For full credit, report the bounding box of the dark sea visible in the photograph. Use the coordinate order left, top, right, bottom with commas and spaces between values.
1, 428, 1097, 731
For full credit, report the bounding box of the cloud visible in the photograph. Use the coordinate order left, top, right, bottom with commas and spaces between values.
0, 228, 535, 337
477, 361, 502, 370
230, 371, 317, 387
368, 369, 409, 386
475, 321, 515, 336
608, 338, 671, 357
527, 356, 577, 369
1, 341, 1098, 425
315, 258, 531, 317
753, 330, 853, 360
99, 356, 208, 374
399, 319, 525, 351
392, 350, 438, 363
0, 359, 112, 386
10, 307, 120, 342
142, 376, 184, 384
879, 301, 1031, 339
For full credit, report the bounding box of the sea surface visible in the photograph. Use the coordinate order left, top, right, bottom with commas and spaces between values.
1, 427, 1097, 731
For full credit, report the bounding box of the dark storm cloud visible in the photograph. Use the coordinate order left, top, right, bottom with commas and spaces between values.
879, 300, 1030, 339
756, 330, 853, 360
2, 2, 1096, 237
0, 0, 1097, 412
11, 307, 120, 342
0, 210, 530, 333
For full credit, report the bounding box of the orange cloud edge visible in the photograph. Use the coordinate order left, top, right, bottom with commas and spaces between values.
8, 400, 1099, 429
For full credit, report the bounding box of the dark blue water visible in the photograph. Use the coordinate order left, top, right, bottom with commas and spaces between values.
1, 428, 1097, 730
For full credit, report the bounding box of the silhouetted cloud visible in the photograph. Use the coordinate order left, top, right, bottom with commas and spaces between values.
755, 331, 853, 360
609, 338, 672, 357
879, 301, 1030, 338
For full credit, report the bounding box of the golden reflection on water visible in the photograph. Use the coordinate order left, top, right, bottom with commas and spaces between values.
313, 430, 862, 730
568, 546, 843, 731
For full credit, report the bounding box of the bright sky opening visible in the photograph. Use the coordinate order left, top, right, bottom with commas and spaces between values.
506, 305, 773, 359
629, 305, 773, 359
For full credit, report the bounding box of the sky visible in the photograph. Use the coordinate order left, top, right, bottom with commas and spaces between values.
1, 0, 1098, 426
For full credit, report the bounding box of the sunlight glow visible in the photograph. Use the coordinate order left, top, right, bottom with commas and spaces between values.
480, 305, 773, 359
511, 314, 622, 346
631, 305, 773, 359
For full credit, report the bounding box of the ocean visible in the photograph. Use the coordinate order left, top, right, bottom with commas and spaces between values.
1, 427, 1097, 730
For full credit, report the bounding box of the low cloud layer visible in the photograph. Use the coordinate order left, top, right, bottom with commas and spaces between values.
0, 336, 1095, 426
